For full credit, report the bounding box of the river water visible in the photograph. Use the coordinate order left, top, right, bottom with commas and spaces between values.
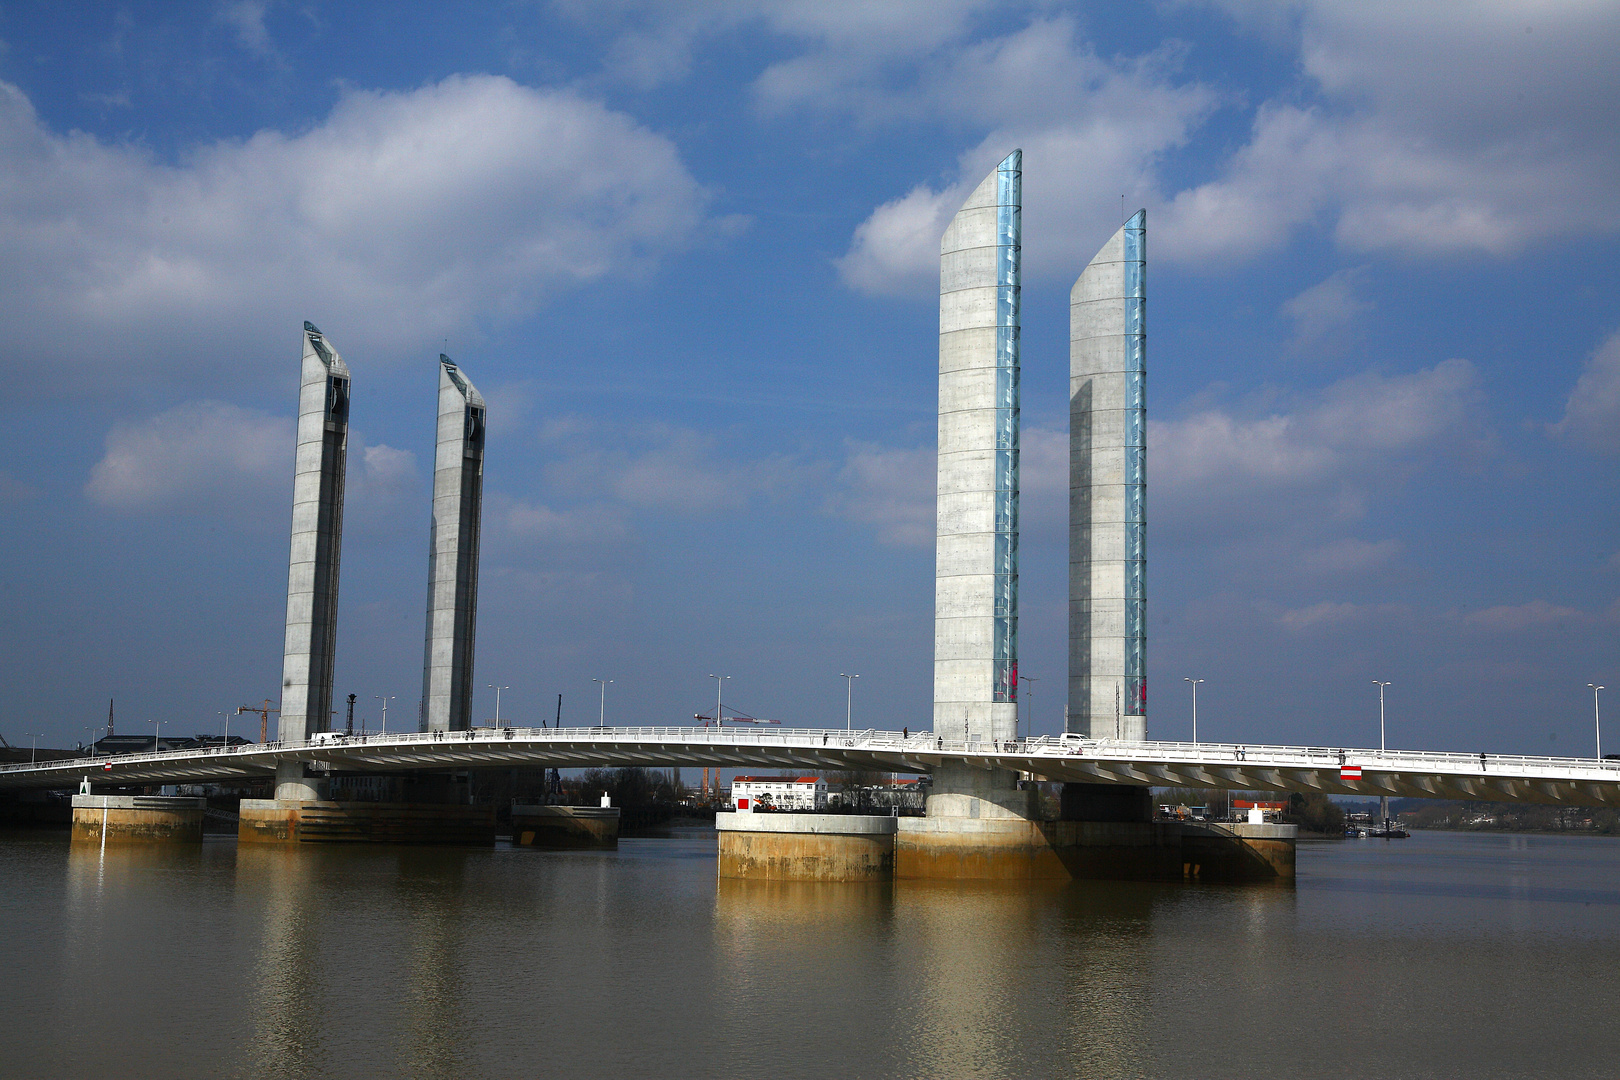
2, 827, 1617, 1079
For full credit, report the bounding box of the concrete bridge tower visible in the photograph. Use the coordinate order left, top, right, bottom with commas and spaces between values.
277, 321, 349, 799
421, 355, 485, 733
1069, 211, 1147, 742
928, 149, 1034, 817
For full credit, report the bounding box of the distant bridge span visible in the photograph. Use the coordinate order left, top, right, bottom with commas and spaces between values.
3, 727, 1620, 807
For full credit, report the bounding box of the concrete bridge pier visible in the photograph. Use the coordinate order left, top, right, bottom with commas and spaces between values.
241, 765, 494, 845
894, 767, 1184, 880
71, 793, 206, 845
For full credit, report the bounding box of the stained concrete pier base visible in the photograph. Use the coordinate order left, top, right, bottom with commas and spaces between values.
895, 817, 1183, 880
511, 804, 621, 848
239, 800, 494, 845
715, 772, 1296, 883
717, 813, 896, 881
1181, 820, 1297, 882
71, 795, 206, 845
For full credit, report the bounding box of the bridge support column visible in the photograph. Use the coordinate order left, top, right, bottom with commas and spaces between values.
274, 761, 323, 802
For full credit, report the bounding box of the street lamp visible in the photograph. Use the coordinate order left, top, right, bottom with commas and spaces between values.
487, 684, 509, 726
710, 674, 730, 728
150, 717, 163, 755
593, 679, 613, 727
375, 694, 395, 735
839, 673, 859, 731
1373, 681, 1391, 753
1590, 684, 1606, 760
1183, 678, 1204, 744
1020, 675, 1039, 741
25, 732, 41, 765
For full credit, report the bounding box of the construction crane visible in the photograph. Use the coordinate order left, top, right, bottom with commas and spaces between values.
236, 700, 280, 743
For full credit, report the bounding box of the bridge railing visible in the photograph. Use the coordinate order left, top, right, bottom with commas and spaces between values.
4, 724, 1619, 779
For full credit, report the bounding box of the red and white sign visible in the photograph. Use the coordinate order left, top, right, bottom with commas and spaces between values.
1340, 764, 1362, 780
736, 798, 751, 811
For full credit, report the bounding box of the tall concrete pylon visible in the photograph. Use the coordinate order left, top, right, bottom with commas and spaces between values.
934, 149, 1021, 746
1069, 211, 1147, 741
277, 322, 349, 796
420, 355, 485, 733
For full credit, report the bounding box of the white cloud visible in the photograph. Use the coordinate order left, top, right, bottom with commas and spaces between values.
828, 441, 936, 546
1551, 330, 1620, 453
85, 403, 423, 532
217, 1, 275, 58
0, 74, 709, 392
1151, 358, 1483, 503
500, 498, 631, 546
1462, 600, 1599, 634
360, 444, 411, 486
1162, 3, 1620, 263
556, 0, 999, 94
1295, 536, 1401, 576
1281, 265, 1372, 352
546, 424, 818, 514
837, 186, 961, 297
835, 19, 1215, 293
86, 401, 292, 510
1275, 600, 1368, 632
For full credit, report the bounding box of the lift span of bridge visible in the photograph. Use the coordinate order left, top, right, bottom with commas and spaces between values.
5, 727, 1620, 807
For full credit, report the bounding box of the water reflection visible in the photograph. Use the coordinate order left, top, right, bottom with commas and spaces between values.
892, 881, 1158, 1079
237, 846, 329, 1079
10, 831, 1620, 1078
398, 850, 473, 1080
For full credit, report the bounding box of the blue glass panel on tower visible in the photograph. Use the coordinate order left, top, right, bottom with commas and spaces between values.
1123, 212, 1147, 722
992, 151, 1021, 706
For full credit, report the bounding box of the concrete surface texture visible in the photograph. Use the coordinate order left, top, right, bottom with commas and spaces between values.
716, 812, 897, 881
420, 355, 486, 733
279, 322, 349, 749
1070, 211, 1147, 741
510, 804, 620, 848
936, 149, 1021, 744
238, 799, 495, 844
70, 795, 206, 844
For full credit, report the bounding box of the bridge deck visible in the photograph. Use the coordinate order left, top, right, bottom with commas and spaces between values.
4, 728, 1619, 806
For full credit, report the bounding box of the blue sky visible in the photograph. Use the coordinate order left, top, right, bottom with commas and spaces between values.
0, 1, 1616, 755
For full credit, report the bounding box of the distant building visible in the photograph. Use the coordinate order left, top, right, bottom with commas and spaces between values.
731, 776, 827, 812
1232, 800, 1287, 822
91, 734, 201, 755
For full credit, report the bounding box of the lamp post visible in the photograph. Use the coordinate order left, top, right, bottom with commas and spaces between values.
593, 679, 612, 727
710, 674, 730, 728
1183, 678, 1204, 744
1373, 681, 1391, 753
839, 673, 859, 731
1590, 684, 1606, 760
26, 732, 41, 764
1020, 675, 1039, 741
150, 717, 163, 755
375, 694, 395, 735
487, 684, 509, 726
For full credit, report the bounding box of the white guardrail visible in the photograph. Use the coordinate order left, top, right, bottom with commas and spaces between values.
4, 725, 1620, 781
